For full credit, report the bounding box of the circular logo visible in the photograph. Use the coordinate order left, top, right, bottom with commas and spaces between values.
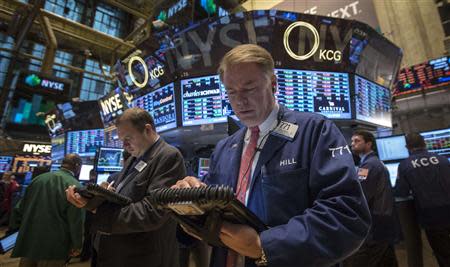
283, 21, 320, 61
128, 56, 148, 88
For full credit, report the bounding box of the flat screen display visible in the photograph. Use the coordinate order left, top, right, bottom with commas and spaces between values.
104, 125, 123, 148
376, 135, 409, 161
132, 83, 177, 132
79, 164, 93, 181
51, 134, 65, 163
96, 147, 124, 173
181, 75, 233, 126
0, 156, 13, 173
355, 75, 392, 127
96, 173, 110, 185
66, 129, 104, 157
0, 231, 18, 253
275, 69, 351, 119
421, 128, 450, 158
198, 158, 210, 178
11, 156, 51, 173
384, 162, 399, 187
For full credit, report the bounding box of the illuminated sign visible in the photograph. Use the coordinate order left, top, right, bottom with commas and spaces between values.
283, 21, 342, 62
22, 143, 52, 155
127, 53, 166, 89
157, 0, 188, 21
100, 94, 124, 115
24, 74, 66, 91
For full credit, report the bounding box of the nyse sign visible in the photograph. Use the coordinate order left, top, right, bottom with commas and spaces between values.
100, 94, 124, 116
283, 21, 344, 62
22, 143, 52, 155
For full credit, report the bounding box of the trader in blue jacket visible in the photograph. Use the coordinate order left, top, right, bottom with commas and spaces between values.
173, 44, 371, 267
395, 132, 450, 266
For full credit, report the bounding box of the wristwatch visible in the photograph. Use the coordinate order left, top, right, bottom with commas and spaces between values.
254, 247, 268, 266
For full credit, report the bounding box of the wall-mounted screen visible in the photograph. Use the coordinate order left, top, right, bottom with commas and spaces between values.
198, 158, 210, 179
66, 129, 104, 157
104, 125, 123, 148
421, 128, 450, 158
384, 162, 399, 187
51, 134, 65, 163
275, 69, 351, 119
181, 75, 233, 126
11, 156, 51, 173
132, 83, 177, 132
0, 156, 14, 173
355, 75, 392, 127
376, 135, 409, 161
96, 147, 124, 173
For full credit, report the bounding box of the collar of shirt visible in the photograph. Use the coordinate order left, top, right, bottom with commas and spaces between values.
244, 103, 279, 144
60, 168, 75, 177
359, 150, 374, 165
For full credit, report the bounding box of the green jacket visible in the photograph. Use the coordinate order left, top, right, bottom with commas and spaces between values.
11, 169, 84, 260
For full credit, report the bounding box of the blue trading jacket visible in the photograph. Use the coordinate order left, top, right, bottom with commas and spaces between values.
204, 106, 371, 267
357, 152, 398, 243
396, 150, 450, 228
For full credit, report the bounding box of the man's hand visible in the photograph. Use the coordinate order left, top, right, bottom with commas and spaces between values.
219, 221, 263, 259
65, 185, 88, 208
69, 248, 81, 257
171, 176, 206, 189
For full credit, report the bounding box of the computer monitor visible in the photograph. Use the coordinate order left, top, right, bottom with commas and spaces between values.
96, 147, 124, 173
384, 162, 399, 187
181, 75, 234, 126
355, 75, 392, 127
66, 129, 104, 157
420, 128, 450, 158
0, 231, 18, 253
96, 173, 111, 185
79, 164, 94, 181
275, 69, 352, 119
132, 83, 177, 132
198, 158, 210, 178
104, 125, 123, 148
376, 135, 409, 161
0, 156, 14, 173
51, 134, 65, 163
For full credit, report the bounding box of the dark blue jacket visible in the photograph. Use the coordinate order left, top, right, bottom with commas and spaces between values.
395, 150, 450, 228
204, 106, 371, 267
358, 152, 398, 243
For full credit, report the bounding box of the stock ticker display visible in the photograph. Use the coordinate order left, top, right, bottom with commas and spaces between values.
132, 83, 177, 132
0, 156, 13, 173
355, 75, 392, 127
394, 56, 450, 97
421, 128, 450, 158
96, 147, 124, 172
275, 69, 351, 119
181, 75, 234, 126
104, 125, 123, 148
66, 129, 104, 157
51, 134, 65, 163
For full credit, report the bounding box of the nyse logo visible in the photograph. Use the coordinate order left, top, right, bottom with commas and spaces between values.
283, 21, 346, 62
23, 144, 51, 154
41, 79, 64, 91
100, 94, 123, 116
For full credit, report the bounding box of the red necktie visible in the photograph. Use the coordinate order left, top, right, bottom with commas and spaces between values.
226, 126, 260, 267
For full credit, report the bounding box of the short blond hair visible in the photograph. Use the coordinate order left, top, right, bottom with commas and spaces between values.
218, 44, 274, 82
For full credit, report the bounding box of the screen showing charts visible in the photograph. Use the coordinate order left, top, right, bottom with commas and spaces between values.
198, 158, 210, 178
97, 147, 124, 172
132, 83, 177, 132
421, 128, 450, 158
376, 135, 409, 161
181, 75, 234, 126
275, 69, 351, 119
384, 162, 399, 187
66, 129, 104, 157
0, 156, 13, 173
51, 134, 65, 163
355, 75, 392, 127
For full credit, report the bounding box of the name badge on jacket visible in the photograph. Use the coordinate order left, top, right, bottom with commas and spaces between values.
272, 121, 298, 141
357, 168, 369, 180
134, 161, 148, 172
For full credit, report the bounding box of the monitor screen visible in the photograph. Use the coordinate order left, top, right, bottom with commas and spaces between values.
421, 128, 450, 158
384, 162, 399, 187
355, 75, 392, 127
198, 158, 210, 178
51, 134, 65, 163
79, 164, 93, 181
96, 147, 124, 173
0, 231, 18, 253
96, 173, 110, 185
181, 75, 233, 126
104, 125, 123, 148
132, 83, 177, 132
11, 156, 51, 173
275, 69, 351, 119
0, 156, 13, 173
66, 129, 104, 157
376, 135, 409, 161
